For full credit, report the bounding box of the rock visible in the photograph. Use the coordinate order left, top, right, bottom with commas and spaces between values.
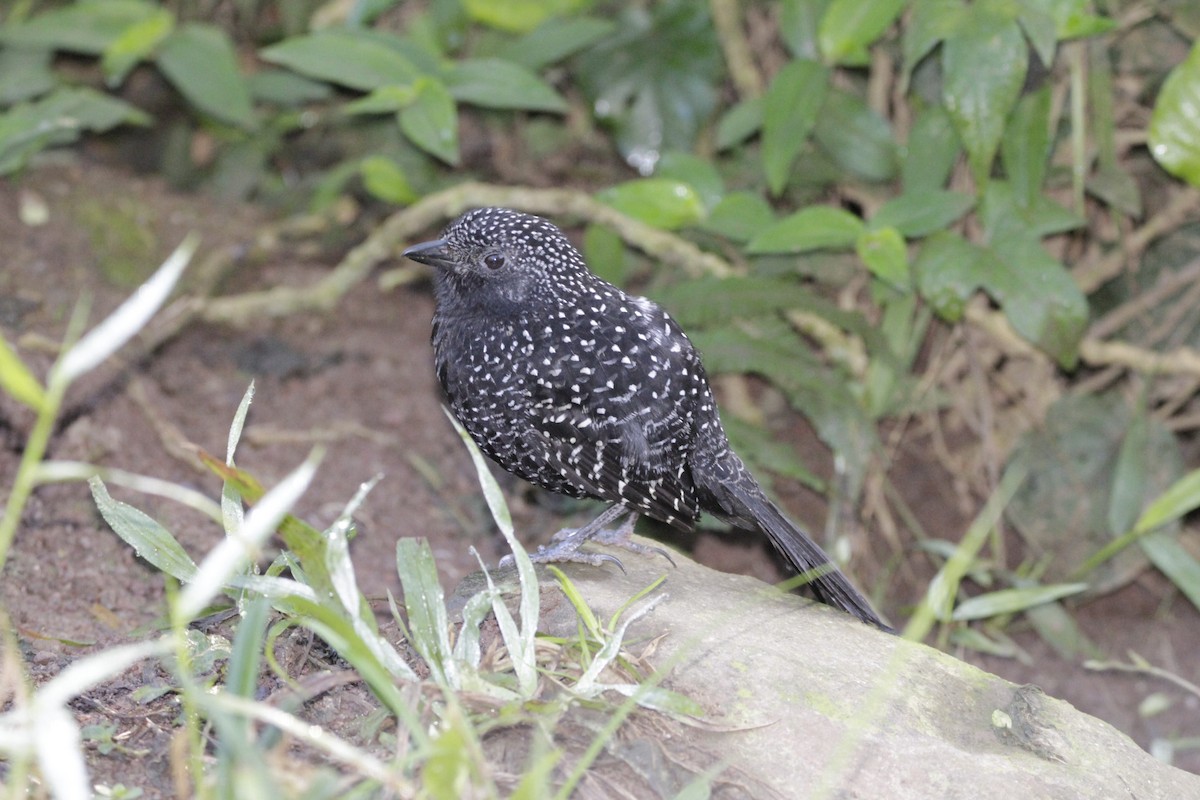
457, 535, 1200, 799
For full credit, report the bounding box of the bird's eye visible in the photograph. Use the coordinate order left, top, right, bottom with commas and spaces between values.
483, 253, 506, 270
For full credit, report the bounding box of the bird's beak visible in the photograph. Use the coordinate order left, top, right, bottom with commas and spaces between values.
403, 238, 456, 270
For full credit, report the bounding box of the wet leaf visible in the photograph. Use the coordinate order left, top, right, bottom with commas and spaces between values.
576, 0, 721, 173
399, 78, 459, 166
656, 151, 724, 211
942, 13, 1027, 189
1149, 40, 1200, 188
596, 178, 705, 230
1002, 86, 1053, 208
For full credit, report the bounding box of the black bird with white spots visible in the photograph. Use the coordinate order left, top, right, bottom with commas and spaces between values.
404, 208, 887, 629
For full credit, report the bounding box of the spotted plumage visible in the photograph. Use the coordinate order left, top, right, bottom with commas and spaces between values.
405, 208, 887, 629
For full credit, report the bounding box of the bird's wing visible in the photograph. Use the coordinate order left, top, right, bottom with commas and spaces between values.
525, 299, 702, 530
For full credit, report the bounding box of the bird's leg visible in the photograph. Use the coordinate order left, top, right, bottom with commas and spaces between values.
553, 512, 677, 567
500, 504, 674, 570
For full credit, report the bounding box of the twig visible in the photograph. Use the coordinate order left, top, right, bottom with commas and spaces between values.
709, 0, 763, 99
1089, 257, 1200, 339
1085, 651, 1200, 702
1072, 187, 1200, 293
201, 182, 735, 330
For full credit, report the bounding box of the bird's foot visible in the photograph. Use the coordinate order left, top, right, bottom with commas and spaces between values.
498, 506, 675, 571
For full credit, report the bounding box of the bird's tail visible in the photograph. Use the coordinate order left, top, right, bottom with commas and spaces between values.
751, 497, 891, 631
694, 455, 890, 631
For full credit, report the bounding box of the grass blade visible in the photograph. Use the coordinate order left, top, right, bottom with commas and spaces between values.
178, 449, 321, 621
90, 476, 198, 582
57, 234, 197, 383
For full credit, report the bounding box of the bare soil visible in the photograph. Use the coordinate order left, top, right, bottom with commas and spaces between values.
1, 161, 1198, 794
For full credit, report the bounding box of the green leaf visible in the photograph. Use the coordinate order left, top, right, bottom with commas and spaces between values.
497, 16, 615, 70
359, 156, 417, 205
1149, 40, 1200, 188
902, 104, 960, 193
0, 48, 57, 105
0, 87, 150, 174
1002, 86, 1053, 207
812, 88, 898, 183
90, 477, 198, 582
395, 538, 455, 686
715, 96, 763, 151
0, 0, 159, 55
247, 70, 333, 107
904, 0, 967, 74
700, 191, 776, 242
916, 217, 1087, 367
656, 151, 724, 211
651, 276, 845, 329
583, 224, 628, 286
951, 583, 1088, 621
819, 0, 905, 65
914, 231, 991, 321
463, 0, 587, 33
747, 206, 864, 253
101, 8, 173, 85
1014, 0, 1058, 67
1108, 407, 1149, 538
856, 226, 910, 288
260, 30, 422, 92
342, 84, 417, 115
0, 334, 46, 412
399, 78, 459, 165
443, 58, 567, 113
762, 59, 829, 196
596, 179, 705, 230
780, 0, 832, 60
1018, 0, 1115, 44
1141, 531, 1200, 614
157, 24, 256, 130
870, 190, 974, 238
1132, 468, 1200, 537
576, 0, 721, 173
942, 14, 1028, 189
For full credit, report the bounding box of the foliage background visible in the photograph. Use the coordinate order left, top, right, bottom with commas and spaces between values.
2, 0, 1200, 794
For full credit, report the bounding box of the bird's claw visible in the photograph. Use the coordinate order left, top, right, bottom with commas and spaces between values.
499, 546, 625, 573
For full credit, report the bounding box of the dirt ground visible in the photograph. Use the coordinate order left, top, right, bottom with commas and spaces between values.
1, 162, 1198, 793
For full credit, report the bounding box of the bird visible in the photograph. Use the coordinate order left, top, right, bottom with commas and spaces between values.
404, 207, 888, 629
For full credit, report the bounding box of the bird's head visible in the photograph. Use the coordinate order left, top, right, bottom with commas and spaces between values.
403, 207, 593, 313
